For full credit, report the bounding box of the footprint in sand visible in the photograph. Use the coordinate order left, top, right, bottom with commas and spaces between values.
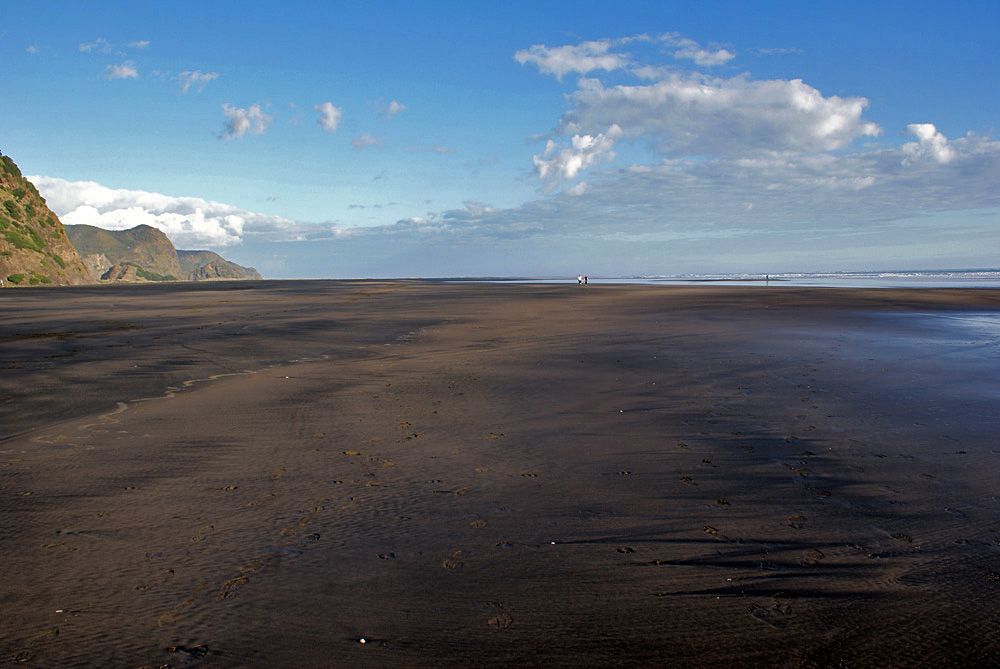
799, 548, 825, 566
442, 556, 465, 570
12, 627, 61, 663
469, 519, 488, 529
167, 644, 211, 659
521, 472, 538, 478
616, 546, 636, 554
748, 598, 792, 628
488, 612, 513, 630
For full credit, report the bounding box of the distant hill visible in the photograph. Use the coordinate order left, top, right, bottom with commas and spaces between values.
178, 250, 262, 280
65, 224, 261, 282
0, 150, 92, 287
65, 223, 182, 281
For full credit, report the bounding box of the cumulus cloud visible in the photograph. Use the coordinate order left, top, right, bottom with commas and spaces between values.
902, 123, 956, 164
128, 39, 150, 49
385, 99, 405, 117
515, 39, 630, 79
26, 45, 40, 54
105, 62, 139, 80
533, 125, 622, 184
562, 75, 880, 158
661, 33, 734, 66
79, 37, 112, 53
315, 102, 342, 132
352, 133, 378, 149
221, 103, 270, 139
27, 175, 311, 247
179, 70, 219, 93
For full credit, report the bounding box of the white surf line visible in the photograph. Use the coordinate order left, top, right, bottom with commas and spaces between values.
28, 354, 333, 447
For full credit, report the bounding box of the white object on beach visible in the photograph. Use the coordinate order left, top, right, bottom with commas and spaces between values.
359, 637, 367, 644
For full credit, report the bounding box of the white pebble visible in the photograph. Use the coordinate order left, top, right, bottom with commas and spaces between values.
359, 638, 366, 644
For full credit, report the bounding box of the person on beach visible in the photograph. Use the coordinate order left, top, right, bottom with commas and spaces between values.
584, 275, 589, 285
577, 275, 583, 284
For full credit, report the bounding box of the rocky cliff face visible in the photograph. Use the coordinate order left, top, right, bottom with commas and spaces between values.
178, 250, 261, 280
0, 151, 92, 287
66, 224, 261, 283
64, 224, 182, 281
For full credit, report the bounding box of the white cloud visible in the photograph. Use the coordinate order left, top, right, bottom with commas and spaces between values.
514, 39, 630, 79
754, 47, 804, 56
533, 124, 622, 184
355, 132, 1000, 254
902, 123, 956, 164
315, 102, 342, 132
221, 103, 270, 139
79, 37, 112, 53
25, 45, 40, 54
128, 40, 150, 49
661, 33, 734, 67
105, 62, 139, 80
352, 133, 377, 149
386, 99, 405, 117
562, 74, 881, 158
179, 70, 219, 93
27, 175, 307, 248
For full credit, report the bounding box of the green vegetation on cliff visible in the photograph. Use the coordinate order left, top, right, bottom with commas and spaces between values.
0, 149, 92, 287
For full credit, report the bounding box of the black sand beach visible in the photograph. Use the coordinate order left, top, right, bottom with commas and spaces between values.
2, 281, 1000, 667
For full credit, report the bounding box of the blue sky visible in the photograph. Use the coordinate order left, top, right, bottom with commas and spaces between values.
2, 1, 998, 277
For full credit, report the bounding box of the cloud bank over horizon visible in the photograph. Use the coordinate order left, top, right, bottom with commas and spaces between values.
28, 175, 308, 248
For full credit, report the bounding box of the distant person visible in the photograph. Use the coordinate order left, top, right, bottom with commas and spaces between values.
584, 275, 589, 285
577, 275, 583, 285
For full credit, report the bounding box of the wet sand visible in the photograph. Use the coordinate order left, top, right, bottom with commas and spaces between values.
2, 281, 1000, 667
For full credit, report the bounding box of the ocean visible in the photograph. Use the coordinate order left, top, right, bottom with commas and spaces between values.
486, 269, 1000, 288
